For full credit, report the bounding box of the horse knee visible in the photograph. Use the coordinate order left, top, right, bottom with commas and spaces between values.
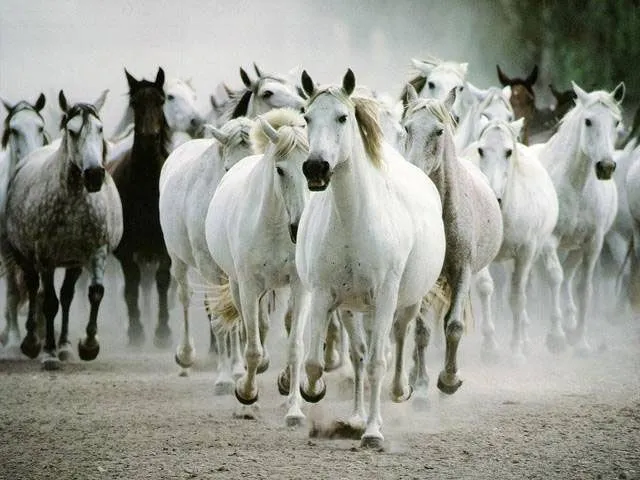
414, 318, 431, 347
476, 276, 494, 297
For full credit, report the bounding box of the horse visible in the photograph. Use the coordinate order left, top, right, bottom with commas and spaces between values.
1, 90, 122, 369
205, 108, 310, 425
296, 69, 446, 448
402, 87, 503, 394
454, 84, 514, 152
529, 81, 625, 354
623, 141, 640, 311
549, 83, 577, 122
159, 116, 254, 389
0, 93, 50, 349
400, 56, 469, 120
464, 118, 564, 360
107, 67, 173, 348
218, 63, 305, 125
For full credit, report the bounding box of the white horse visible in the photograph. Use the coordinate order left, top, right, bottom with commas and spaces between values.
296, 70, 446, 448
623, 141, 640, 310
402, 88, 503, 395
205, 109, 310, 425
454, 84, 514, 152
0, 94, 50, 349
2, 90, 122, 369
159, 117, 254, 388
465, 118, 564, 360
530, 81, 624, 354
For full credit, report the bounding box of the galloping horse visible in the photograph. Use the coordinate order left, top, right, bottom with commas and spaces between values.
108, 67, 173, 348
297, 70, 446, 448
2, 90, 122, 369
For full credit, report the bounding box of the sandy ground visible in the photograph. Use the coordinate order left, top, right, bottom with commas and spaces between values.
0, 277, 639, 480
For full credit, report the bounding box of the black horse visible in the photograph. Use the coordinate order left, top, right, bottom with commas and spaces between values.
107, 67, 172, 347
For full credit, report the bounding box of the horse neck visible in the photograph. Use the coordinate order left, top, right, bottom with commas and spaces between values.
544, 118, 591, 191
454, 105, 476, 151
131, 131, 168, 177
252, 154, 287, 226
429, 131, 461, 207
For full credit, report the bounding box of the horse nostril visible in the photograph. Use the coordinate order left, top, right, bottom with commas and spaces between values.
289, 224, 298, 244
497, 198, 502, 208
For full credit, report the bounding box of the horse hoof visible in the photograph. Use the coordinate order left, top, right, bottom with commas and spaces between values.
127, 326, 145, 348
20, 336, 41, 359
391, 384, 413, 403
154, 327, 173, 350
234, 387, 258, 406
42, 353, 61, 371
360, 435, 385, 450
257, 356, 270, 374
174, 352, 194, 369
57, 343, 74, 362
285, 414, 305, 428
545, 333, 567, 354
277, 369, 290, 396
78, 337, 100, 361
437, 372, 462, 395
300, 380, 326, 403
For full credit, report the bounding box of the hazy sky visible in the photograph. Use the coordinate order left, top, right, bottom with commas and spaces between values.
0, 0, 514, 135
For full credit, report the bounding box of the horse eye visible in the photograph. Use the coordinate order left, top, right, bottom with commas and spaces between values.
9, 128, 18, 136
478, 147, 484, 157
337, 115, 347, 124
585, 118, 592, 127
506, 148, 513, 158
262, 90, 273, 99
458, 86, 464, 92
615, 120, 620, 127
167, 94, 175, 101
98, 126, 103, 134
435, 128, 443, 136
303, 115, 310, 124
38, 126, 44, 133
428, 81, 435, 90
276, 166, 284, 176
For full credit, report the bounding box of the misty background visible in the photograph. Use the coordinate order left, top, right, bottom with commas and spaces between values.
1, 0, 636, 136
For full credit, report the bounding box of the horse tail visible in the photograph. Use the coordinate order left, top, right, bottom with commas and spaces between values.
422, 277, 474, 333
204, 282, 240, 333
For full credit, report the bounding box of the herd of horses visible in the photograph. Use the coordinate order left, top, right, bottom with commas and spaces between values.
0, 56, 638, 448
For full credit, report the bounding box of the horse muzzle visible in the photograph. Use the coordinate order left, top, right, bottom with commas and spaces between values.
83, 167, 105, 192
302, 159, 331, 191
595, 160, 616, 180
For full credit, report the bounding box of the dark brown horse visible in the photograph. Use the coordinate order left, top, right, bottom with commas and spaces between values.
107, 67, 172, 347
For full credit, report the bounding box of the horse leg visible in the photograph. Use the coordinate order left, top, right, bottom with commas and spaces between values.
2, 269, 23, 356
409, 301, 431, 396
510, 248, 535, 363
78, 245, 107, 361
540, 239, 566, 353
301, 290, 334, 403
560, 250, 582, 334
154, 254, 172, 349
172, 259, 195, 373
256, 293, 270, 374
40, 269, 60, 370
324, 311, 343, 372
361, 284, 400, 449
476, 266, 498, 364
118, 254, 143, 346
58, 267, 82, 361
229, 280, 245, 379
340, 310, 367, 426
391, 303, 419, 402
438, 267, 472, 395
279, 279, 309, 426
234, 281, 263, 405
19, 263, 42, 359
568, 241, 601, 354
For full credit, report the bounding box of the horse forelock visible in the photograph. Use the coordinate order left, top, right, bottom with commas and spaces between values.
250, 108, 308, 158
408, 97, 457, 132
479, 88, 514, 115
307, 88, 383, 168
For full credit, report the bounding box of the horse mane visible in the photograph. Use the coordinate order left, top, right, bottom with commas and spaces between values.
218, 116, 253, 153
408, 97, 457, 132
250, 108, 308, 158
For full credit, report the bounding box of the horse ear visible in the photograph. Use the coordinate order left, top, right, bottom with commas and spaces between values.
259, 116, 279, 144
253, 63, 263, 78
611, 82, 625, 105
511, 118, 525, 139
210, 94, 220, 109
1, 97, 11, 112
405, 83, 419, 104
444, 87, 457, 112
468, 82, 487, 102
155, 67, 165, 88
58, 90, 69, 113
459, 63, 469, 78
411, 58, 435, 74
526, 65, 539, 87
203, 124, 229, 145
342, 69, 356, 96
240, 67, 253, 89
496, 65, 511, 86
301, 70, 315, 98
571, 81, 590, 105
93, 89, 109, 113
34, 93, 46, 112
125, 68, 138, 92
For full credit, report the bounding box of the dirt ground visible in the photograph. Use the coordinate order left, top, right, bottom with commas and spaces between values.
0, 281, 639, 480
